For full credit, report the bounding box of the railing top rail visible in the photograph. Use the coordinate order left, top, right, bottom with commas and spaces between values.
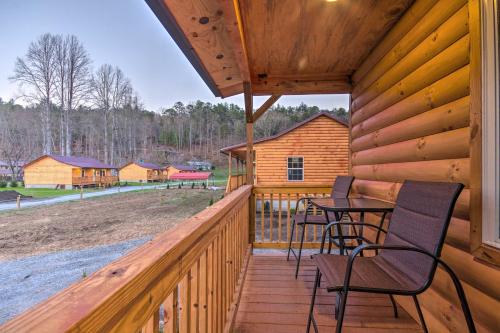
253, 184, 332, 194
253, 184, 332, 188
1, 185, 252, 333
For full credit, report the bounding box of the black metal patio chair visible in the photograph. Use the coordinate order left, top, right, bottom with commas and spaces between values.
287, 175, 354, 278
306, 180, 476, 333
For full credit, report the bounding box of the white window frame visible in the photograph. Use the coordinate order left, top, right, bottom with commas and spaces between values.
482, 0, 500, 247
287, 156, 304, 182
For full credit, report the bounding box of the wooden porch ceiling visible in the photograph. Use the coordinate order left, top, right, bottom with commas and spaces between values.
146, 0, 414, 97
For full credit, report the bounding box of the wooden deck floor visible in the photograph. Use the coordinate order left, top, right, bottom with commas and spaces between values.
233, 253, 423, 333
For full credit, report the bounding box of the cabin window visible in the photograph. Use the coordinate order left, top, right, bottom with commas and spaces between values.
287, 157, 304, 181
482, 0, 500, 248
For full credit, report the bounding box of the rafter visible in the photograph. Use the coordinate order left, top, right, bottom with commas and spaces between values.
221, 0, 251, 82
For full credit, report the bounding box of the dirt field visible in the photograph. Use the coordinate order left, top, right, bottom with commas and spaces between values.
0, 188, 223, 261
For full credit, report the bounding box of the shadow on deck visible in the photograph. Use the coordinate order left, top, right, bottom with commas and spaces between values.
234, 253, 423, 333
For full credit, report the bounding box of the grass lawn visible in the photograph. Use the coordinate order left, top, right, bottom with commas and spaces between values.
0, 188, 224, 260
0, 187, 100, 198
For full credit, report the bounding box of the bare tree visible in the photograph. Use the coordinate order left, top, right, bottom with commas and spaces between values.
90, 64, 132, 164
54, 35, 91, 156
10, 33, 58, 154
54, 34, 68, 155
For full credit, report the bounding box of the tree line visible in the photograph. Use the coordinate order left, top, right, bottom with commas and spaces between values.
0, 34, 348, 177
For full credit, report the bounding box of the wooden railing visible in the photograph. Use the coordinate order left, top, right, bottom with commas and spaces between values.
100, 176, 119, 185
148, 174, 164, 181
225, 173, 246, 193
72, 176, 119, 187
1, 185, 252, 333
72, 176, 96, 186
252, 185, 332, 248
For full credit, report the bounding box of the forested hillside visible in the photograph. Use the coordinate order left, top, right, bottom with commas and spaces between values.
0, 98, 347, 168
0, 33, 347, 175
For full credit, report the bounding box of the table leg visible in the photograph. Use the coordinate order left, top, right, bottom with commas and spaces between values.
375, 212, 387, 244
358, 212, 365, 256
334, 211, 345, 255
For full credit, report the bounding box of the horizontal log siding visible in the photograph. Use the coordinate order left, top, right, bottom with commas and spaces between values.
254, 115, 349, 185
350, 1, 499, 332
23, 156, 73, 186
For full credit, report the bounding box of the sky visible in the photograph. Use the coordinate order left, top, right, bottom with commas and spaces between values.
0, 0, 349, 112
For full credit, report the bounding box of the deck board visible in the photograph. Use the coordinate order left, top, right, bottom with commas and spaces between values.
233, 254, 423, 333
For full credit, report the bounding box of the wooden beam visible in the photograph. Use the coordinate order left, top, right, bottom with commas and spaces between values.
252, 94, 281, 122
251, 78, 351, 95
221, 0, 251, 82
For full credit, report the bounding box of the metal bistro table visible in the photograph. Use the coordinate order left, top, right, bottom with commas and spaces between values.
309, 197, 395, 255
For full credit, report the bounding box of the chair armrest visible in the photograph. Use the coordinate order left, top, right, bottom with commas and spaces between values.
349, 244, 437, 261
345, 244, 440, 290
325, 222, 387, 235
294, 196, 321, 216
341, 245, 477, 332
338, 244, 440, 295
320, 222, 387, 253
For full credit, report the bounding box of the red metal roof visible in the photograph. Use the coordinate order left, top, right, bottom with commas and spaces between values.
169, 172, 212, 180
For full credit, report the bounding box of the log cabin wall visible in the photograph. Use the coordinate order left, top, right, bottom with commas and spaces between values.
252, 115, 349, 186
23, 156, 73, 187
120, 163, 149, 182
349, 0, 499, 332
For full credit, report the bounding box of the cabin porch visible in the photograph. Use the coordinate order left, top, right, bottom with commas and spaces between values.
2, 0, 499, 331
72, 175, 119, 188
1, 185, 483, 333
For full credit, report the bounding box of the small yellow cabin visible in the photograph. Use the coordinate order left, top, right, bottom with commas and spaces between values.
164, 164, 197, 180
221, 112, 349, 187
119, 162, 164, 183
23, 155, 118, 189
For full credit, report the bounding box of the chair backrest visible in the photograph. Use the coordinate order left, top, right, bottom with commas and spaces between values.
331, 176, 354, 199
381, 180, 464, 290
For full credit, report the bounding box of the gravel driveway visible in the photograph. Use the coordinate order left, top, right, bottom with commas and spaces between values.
0, 238, 149, 324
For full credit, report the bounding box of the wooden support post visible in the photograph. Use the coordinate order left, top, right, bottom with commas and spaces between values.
244, 82, 254, 185
226, 152, 232, 193
244, 81, 255, 245
80, 186, 83, 200
16, 195, 20, 209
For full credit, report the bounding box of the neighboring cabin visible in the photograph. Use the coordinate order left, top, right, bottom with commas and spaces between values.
0, 160, 24, 180
119, 162, 164, 183
164, 164, 197, 180
24, 155, 118, 189
221, 112, 349, 186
